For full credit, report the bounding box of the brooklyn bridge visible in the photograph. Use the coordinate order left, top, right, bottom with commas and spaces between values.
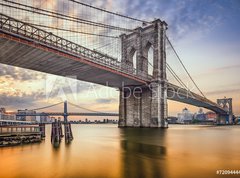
0, 0, 234, 128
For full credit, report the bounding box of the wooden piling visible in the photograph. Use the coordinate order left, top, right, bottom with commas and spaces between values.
39, 123, 45, 138
64, 122, 73, 143
51, 119, 61, 144
58, 120, 64, 138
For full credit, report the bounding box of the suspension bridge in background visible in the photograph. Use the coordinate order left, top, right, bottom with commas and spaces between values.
8, 101, 119, 118
0, 0, 234, 128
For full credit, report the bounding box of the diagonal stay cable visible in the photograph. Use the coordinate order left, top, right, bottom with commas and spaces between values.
166, 36, 206, 98
149, 46, 190, 90
166, 63, 189, 89
28, 23, 119, 39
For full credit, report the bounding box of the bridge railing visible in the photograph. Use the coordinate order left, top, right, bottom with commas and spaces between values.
0, 13, 149, 81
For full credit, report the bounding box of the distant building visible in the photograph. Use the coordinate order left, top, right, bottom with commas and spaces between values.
167, 117, 178, 124
194, 108, 206, 121
0, 107, 16, 120
177, 108, 193, 124
0, 108, 6, 114
3, 114, 16, 120
50, 117, 56, 122
205, 111, 217, 121
41, 114, 51, 123
237, 117, 240, 125
36, 114, 51, 123
16, 109, 36, 121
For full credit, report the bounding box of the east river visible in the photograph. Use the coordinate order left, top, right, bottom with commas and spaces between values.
0, 124, 240, 178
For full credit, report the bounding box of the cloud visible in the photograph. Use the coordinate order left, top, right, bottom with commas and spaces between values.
206, 88, 240, 96
95, 98, 117, 104
112, 0, 237, 41
0, 90, 46, 109
0, 71, 104, 110
0, 64, 45, 81
211, 64, 240, 73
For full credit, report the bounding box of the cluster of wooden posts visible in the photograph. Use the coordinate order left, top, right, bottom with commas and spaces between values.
51, 119, 73, 144
0, 120, 73, 147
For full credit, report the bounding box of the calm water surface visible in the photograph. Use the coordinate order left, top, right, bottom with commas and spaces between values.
0, 124, 240, 178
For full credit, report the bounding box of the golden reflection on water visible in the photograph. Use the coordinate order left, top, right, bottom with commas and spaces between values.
0, 124, 240, 178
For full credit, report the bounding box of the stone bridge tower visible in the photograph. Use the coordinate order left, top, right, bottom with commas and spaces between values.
217, 97, 233, 124
118, 19, 168, 128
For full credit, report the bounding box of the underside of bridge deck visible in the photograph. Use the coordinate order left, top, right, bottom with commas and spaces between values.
0, 33, 146, 88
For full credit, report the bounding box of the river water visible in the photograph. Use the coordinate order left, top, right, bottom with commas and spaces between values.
0, 124, 240, 178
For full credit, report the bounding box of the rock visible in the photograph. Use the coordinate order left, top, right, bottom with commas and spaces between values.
11, 141, 19, 145
2, 141, 9, 146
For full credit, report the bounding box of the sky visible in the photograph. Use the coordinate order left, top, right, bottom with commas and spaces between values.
0, 0, 240, 119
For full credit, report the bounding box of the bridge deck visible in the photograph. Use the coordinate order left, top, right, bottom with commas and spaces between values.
0, 13, 148, 88
0, 13, 227, 115
0, 33, 146, 88
167, 83, 227, 114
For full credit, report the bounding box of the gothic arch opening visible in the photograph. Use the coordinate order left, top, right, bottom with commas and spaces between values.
129, 47, 137, 71
144, 42, 154, 76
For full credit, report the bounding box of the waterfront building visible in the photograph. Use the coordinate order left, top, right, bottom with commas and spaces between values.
35, 115, 51, 123
205, 111, 217, 121
0, 107, 16, 120
237, 117, 240, 125
167, 117, 178, 124
41, 115, 51, 123
2, 114, 16, 120
194, 108, 207, 121
16, 109, 36, 121
177, 108, 193, 124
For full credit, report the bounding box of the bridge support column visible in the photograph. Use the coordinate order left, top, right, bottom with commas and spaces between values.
118, 83, 168, 128
119, 19, 168, 128
217, 97, 233, 124
150, 82, 168, 128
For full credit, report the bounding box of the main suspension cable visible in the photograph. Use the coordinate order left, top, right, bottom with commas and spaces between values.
1, 0, 133, 32
69, 0, 151, 24
28, 101, 64, 111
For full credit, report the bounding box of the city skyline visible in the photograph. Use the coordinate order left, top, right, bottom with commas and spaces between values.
0, 0, 240, 118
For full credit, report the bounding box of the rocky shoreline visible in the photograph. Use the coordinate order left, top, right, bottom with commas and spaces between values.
0, 134, 42, 147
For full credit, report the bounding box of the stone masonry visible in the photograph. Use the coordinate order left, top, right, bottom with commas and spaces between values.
118, 19, 168, 128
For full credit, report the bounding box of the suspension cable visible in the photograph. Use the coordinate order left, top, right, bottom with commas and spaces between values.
147, 56, 189, 89
68, 102, 105, 113
1, 0, 133, 32
28, 101, 64, 111
69, 0, 151, 24
28, 23, 119, 39
166, 36, 206, 98
148, 46, 190, 90
166, 64, 189, 89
